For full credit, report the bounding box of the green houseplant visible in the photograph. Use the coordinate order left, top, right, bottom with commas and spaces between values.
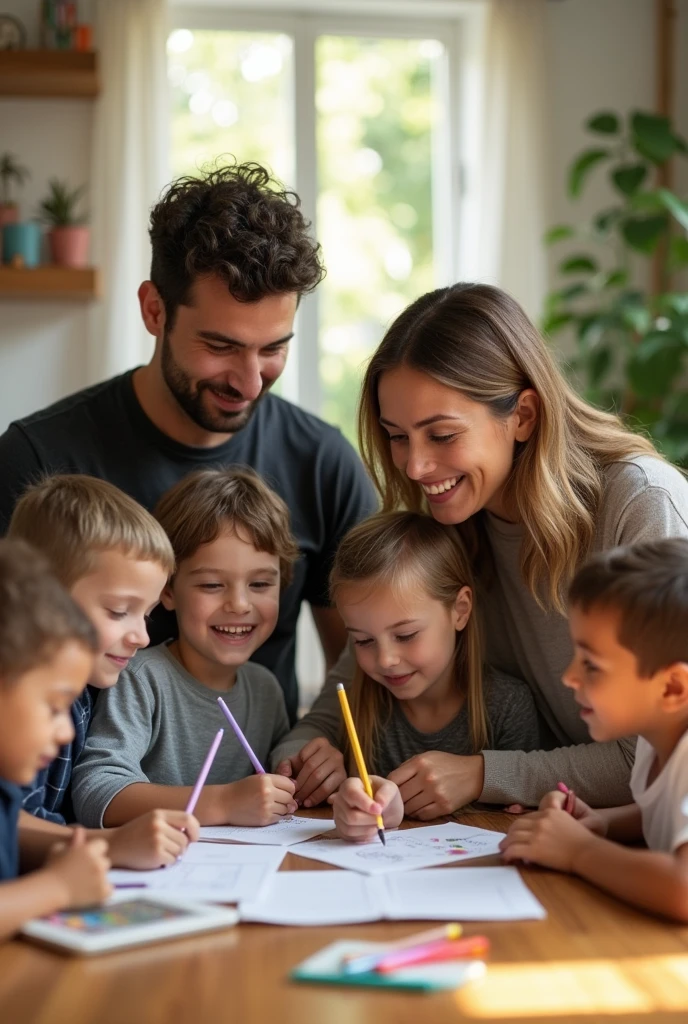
38, 178, 89, 267
543, 110, 688, 466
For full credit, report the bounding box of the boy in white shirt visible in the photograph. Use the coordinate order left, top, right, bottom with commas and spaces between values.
501, 537, 688, 921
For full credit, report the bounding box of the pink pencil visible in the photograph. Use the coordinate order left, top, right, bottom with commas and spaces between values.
185, 729, 224, 815
557, 781, 576, 816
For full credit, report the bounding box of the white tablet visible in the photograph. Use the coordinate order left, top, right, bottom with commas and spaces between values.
21, 892, 239, 956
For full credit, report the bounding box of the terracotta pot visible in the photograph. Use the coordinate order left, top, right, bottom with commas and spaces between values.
0, 203, 18, 261
48, 225, 90, 267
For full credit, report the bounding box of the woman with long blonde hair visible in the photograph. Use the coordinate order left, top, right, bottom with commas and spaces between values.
273, 283, 688, 812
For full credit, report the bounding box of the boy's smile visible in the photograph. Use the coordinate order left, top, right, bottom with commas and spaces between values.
563, 605, 667, 743
70, 549, 169, 688
162, 525, 280, 690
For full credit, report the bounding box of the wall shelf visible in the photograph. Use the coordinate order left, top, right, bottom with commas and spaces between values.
0, 266, 99, 300
0, 50, 99, 98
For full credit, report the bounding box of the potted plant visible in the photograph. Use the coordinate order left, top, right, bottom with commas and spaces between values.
0, 152, 30, 261
543, 110, 688, 466
38, 178, 89, 267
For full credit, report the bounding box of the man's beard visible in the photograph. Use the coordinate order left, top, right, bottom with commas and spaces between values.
161, 332, 268, 435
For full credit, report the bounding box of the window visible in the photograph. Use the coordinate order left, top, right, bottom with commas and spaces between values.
168, 6, 464, 444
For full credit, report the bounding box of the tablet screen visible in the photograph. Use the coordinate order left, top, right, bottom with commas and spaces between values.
44, 900, 193, 934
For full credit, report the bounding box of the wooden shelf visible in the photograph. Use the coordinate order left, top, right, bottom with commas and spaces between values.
0, 266, 100, 300
0, 50, 99, 98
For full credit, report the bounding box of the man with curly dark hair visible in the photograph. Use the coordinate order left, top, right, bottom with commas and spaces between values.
0, 162, 376, 731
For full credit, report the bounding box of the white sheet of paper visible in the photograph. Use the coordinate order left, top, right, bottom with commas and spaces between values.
109, 842, 285, 904
239, 866, 546, 925
384, 867, 547, 921
295, 823, 505, 874
240, 871, 383, 925
199, 815, 336, 847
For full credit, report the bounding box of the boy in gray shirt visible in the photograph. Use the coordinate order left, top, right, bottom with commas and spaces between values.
72, 468, 301, 828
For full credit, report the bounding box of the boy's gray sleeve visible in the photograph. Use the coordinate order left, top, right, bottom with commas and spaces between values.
71, 672, 156, 827
269, 642, 354, 768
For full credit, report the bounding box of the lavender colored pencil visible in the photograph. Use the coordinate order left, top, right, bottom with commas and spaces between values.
217, 697, 265, 774
185, 729, 225, 815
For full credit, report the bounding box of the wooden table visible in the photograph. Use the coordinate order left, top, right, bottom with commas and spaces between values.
2, 810, 688, 1024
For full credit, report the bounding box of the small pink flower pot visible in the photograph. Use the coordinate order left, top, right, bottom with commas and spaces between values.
48, 225, 90, 267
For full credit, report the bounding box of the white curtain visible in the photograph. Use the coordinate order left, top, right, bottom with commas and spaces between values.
89, 0, 169, 383
459, 0, 549, 320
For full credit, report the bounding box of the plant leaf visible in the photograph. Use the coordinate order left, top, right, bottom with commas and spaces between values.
586, 112, 619, 135
603, 268, 629, 289
631, 111, 678, 164
559, 255, 598, 274
544, 224, 575, 245
594, 207, 623, 234
542, 312, 574, 335
621, 214, 668, 254
669, 237, 688, 270
552, 282, 590, 303
568, 149, 609, 198
611, 164, 647, 197
654, 188, 688, 231
627, 332, 685, 399
588, 346, 613, 386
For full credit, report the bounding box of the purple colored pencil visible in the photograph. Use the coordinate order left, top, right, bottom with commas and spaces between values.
217, 697, 265, 774
185, 729, 225, 815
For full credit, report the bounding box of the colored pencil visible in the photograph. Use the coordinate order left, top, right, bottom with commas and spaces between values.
217, 697, 265, 774
375, 935, 490, 973
185, 729, 224, 815
336, 683, 385, 845
556, 781, 576, 816
343, 923, 462, 974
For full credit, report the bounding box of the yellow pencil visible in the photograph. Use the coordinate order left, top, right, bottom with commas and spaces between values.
336, 683, 386, 845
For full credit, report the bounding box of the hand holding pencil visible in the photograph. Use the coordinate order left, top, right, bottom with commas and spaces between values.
336, 683, 388, 845
331, 775, 403, 843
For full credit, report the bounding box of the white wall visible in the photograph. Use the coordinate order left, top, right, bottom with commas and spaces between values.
0, 0, 94, 433
1, 0, 686, 435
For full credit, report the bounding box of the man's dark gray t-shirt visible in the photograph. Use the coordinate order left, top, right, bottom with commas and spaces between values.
0, 371, 377, 721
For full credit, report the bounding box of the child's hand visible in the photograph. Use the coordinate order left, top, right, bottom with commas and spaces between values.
275, 738, 346, 807
388, 752, 483, 819
499, 807, 597, 873
107, 810, 201, 869
538, 790, 607, 836
222, 774, 297, 826
46, 827, 112, 908
329, 776, 403, 843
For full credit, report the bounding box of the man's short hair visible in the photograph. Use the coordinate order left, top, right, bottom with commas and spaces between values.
8, 474, 175, 587
569, 538, 688, 676
149, 160, 325, 328
0, 539, 98, 686
154, 467, 299, 589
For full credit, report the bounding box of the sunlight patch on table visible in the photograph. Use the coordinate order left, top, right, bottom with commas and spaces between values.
455, 954, 688, 1017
